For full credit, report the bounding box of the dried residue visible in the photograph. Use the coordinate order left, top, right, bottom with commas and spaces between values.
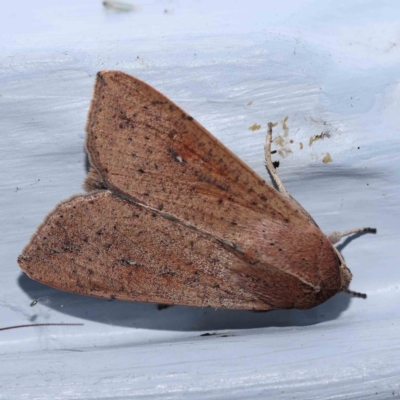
271, 117, 293, 158
274, 135, 285, 147
322, 152, 332, 163
249, 123, 261, 131
278, 148, 293, 157
102, 1, 135, 12
309, 131, 331, 146
282, 116, 289, 137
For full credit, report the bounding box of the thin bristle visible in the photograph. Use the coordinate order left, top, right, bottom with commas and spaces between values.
0, 323, 83, 332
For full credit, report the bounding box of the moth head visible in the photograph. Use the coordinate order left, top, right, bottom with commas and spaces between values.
335, 247, 367, 299
339, 263, 352, 291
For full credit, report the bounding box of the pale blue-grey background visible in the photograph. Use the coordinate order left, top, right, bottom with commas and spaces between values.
1, 0, 399, 398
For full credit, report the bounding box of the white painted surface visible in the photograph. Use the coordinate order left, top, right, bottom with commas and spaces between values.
1, 0, 399, 398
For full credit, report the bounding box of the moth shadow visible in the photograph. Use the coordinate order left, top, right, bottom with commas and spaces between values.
84, 151, 90, 173
336, 230, 375, 252
18, 273, 356, 330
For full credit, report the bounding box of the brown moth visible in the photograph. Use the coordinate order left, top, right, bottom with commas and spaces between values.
18, 71, 376, 311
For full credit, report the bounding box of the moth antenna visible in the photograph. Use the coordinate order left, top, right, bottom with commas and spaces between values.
0, 323, 83, 332
343, 289, 367, 299
327, 227, 377, 245
264, 122, 290, 197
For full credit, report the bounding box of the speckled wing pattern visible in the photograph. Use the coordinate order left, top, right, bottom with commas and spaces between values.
18, 71, 343, 310
18, 192, 268, 309
85, 71, 309, 246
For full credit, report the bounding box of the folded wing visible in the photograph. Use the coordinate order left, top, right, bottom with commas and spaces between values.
85, 71, 310, 248
18, 192, 276, 309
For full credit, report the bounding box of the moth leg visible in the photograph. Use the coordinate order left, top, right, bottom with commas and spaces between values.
327, 227, 377, 245
264, 122, 290, 198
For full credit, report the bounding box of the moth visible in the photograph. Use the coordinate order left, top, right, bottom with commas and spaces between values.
18, 71, 376, 311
